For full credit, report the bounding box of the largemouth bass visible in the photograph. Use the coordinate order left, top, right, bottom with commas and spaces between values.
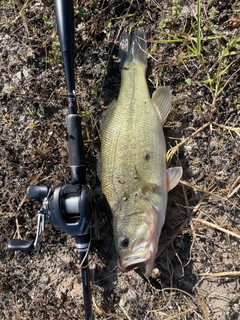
100, 30, 182, 277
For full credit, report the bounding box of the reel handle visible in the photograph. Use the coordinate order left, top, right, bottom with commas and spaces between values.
27, 185, 49, 199
7, 239, 35, 251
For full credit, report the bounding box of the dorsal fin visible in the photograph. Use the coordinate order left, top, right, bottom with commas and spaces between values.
152, 87, 172, 124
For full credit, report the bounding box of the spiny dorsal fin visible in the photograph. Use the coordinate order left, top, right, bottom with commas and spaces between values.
152, 87, 172, 124
166, 167, 183, 191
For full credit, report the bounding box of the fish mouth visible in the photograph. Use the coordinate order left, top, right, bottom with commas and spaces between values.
116, 206, 160, 277
117, 245, 154, 277
117, 256, 148, 274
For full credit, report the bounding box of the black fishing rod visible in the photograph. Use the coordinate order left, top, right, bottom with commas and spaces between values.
54, 0, 92, 318
7, 1, 94, 319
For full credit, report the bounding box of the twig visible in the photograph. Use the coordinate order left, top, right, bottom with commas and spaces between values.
228, 184, 240, 198
92, 296, 125, 319
198, 295, 210, 320
157, 219, 189, 257
192, 218, 240, 239
17, 194, 27, 212
227, 176, 240, 198
196, 0, 201, 58
165, 307, 197, 320
180, 180, 240, 211
192, 194, 208, 215
148, 285, 197, 302
180, 180, 227, 201
119, 305, 132, 320
212, 121, 240, 136
200, 271, 240, 278
15, 216, 21, 239
166, 122, 210, 162
29, 276, 61, 307
181, 183, 191, 215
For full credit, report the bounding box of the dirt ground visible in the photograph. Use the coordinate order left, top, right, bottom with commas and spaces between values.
0, 0, 240, 319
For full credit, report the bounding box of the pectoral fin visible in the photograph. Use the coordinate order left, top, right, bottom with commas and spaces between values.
134, 166, 156, 193
152, 87, 172, 124
166, 167, 183, 191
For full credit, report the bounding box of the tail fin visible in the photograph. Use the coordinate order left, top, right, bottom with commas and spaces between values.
119, 30, 147, 69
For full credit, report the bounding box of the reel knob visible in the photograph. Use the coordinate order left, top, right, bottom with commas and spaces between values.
26, 185, 49, 199
7, 239, 35, 251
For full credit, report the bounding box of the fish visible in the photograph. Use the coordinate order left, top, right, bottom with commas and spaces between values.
99, 30, 183, 277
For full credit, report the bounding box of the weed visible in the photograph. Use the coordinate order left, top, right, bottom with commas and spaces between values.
27, 108, 34, 116
80, 110, 90, 124
6, 85, 14, 94
103, 20, 112, 39
159, 18, 168, 29
234, 96, 240, 112
171, 0, 182, 17
48, 41, 62, 63
155, 0, 240, 113
43, 15, 53, 27
203, 34, 240, 107
90, 0, 98, 9
209, 7, 219, 21
196, 0, 201, 59
192, 158, 198, 165
28, 121, 35, 129
75, 7, 89, 21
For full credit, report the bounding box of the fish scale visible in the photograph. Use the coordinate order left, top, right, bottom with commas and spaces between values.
102, 66, 166, 210
100, 30, 182, 277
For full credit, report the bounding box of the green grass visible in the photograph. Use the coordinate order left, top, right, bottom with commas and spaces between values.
155, 0, 240, 113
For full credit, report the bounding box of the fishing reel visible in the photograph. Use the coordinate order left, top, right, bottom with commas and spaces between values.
7, 183, 93, 252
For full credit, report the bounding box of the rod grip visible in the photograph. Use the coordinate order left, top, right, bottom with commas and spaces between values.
67, 114, 86, 184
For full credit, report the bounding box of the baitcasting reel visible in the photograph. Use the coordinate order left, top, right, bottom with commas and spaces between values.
7, 183, 94, 252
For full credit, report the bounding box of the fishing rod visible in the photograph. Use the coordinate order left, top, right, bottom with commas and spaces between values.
7, 0, 95, 319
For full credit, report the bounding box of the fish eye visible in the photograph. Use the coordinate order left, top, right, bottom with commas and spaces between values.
119, 237, 129, 248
